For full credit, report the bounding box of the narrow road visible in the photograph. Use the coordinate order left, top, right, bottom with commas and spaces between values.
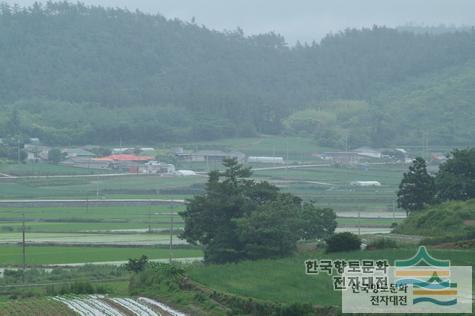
0, 198, 186, 207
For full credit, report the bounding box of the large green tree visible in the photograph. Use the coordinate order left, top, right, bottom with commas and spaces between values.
299, 205, 337, 240
180, 158, 263, 263
47, 148, 63, 164
436, 148, 475, 202
235, 194, 302, 260
180, 158, 336, 263
397, 157, 435, 215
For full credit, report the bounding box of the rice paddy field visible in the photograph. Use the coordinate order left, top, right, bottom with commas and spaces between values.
0, 164, 404, 212
0, 136, 442, 266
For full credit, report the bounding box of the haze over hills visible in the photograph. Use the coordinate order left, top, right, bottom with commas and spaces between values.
0, 2, 474, 146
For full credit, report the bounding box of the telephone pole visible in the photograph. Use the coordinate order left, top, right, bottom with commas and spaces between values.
22, 213, 26, 283
358, 211, 361, 236
169, 214, 174, 264
148, 201, 152, 233
17, 138, 21, 164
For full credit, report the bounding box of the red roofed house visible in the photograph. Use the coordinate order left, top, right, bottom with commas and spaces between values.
94, 154, 153, 173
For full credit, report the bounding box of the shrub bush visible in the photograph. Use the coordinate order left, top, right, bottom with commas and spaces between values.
325, 232, 361, 253
368, 238, 398, 250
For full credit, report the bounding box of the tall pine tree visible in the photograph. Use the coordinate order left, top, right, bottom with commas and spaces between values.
397, 157, 435, 215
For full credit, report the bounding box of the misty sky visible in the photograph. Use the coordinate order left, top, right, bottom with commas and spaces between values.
6, 0, 475, 44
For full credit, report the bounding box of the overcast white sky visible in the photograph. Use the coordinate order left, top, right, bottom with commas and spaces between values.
6, 0, 475, 43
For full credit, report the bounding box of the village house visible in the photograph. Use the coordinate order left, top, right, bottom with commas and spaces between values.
94, 154, 153, 173
175, 149, 246, 163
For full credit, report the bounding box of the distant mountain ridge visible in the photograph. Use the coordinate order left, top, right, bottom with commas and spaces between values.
0, 2, 474, 145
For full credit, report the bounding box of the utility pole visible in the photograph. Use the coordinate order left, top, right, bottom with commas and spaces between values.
422, 132, 430, 161
392, 199, 396, 222
358, 211, 361, 236
22, 213, 26, 283
169, 213, 174, 264
285, 138, 289, 175
17, 138, 21, 164
286, 139, 289, 161
148, 201, 152, 233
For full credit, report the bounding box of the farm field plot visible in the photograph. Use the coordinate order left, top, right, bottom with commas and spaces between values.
0, 171, 405, 214
255, 164, 404, 212
0, 205, 185, 223
0, 231, 186, 245
337, 217, 402, 226
0, 245, 202, 265
187, 248, 475, 306
254, 164, 405, 185
0, 205, 189, 259
0, 163, 113, 176
0, 205, 184, 235
0, 295, 185, 316
0, 221, 179, 233
0, 297, 78, 316
0, 174, 206, 199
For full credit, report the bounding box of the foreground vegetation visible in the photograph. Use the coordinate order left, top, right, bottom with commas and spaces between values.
124, 247, 475, 315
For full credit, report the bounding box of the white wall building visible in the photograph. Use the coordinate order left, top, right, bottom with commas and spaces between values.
247, 156, 285, 164
350, 181, 382, 187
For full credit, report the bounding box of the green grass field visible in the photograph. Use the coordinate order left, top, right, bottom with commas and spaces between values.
187, 248, 475, 306
0, 245, 202, 265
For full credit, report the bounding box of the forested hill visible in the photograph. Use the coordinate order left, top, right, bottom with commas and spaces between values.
0, 2, 474, 145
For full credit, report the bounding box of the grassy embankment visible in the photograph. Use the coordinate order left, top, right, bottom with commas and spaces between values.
185, 248, 474, 307
393, 199, 475, 244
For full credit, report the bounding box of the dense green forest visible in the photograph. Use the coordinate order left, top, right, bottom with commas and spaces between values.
0, 2, 474, 146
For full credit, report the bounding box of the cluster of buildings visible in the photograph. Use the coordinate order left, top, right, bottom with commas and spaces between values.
314, 147, 412, 165
62, 153, 179, 175
18, 142, 289, 176
12, 139, 451, 183
173, 148, 286, 165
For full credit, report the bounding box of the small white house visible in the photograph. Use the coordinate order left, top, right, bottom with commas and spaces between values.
247, 156, 285, 164
350, 181, 382, 187
175, 170, 197, 176
353, 147, 383, 159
